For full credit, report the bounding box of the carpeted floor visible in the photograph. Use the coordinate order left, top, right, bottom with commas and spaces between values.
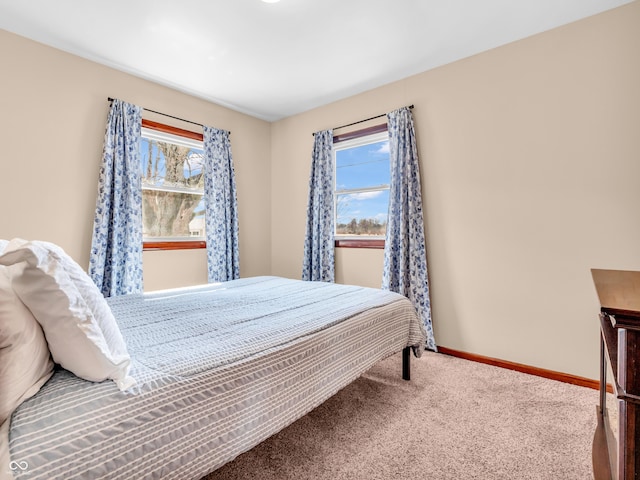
203, 351, 606, 480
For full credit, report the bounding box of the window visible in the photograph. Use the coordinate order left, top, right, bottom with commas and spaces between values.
334, 125, 390, 248
140, 120, 206, 250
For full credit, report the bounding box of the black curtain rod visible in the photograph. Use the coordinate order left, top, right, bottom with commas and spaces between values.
313, 104, 414, 136
107, 97, 204, 128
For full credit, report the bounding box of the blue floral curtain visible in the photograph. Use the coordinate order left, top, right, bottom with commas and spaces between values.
383, 107, 436, 351
302, 130, 335, 282
203, 126, 240, 283
89, 99, 143, 297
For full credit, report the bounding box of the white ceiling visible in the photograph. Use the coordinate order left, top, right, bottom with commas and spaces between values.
0, 0, 633, 121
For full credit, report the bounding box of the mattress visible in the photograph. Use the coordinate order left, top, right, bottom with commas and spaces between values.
6, 276, 426, 479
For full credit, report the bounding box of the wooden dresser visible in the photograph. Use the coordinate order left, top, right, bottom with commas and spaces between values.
592, 269, 640, 480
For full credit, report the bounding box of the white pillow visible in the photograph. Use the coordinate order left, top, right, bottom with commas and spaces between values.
0, 239, 135, 390
0, 261, 54, 425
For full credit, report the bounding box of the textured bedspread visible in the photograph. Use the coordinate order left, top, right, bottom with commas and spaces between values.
6, 276, 426, 479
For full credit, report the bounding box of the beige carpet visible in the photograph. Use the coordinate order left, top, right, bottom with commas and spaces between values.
204, 351, 603, 480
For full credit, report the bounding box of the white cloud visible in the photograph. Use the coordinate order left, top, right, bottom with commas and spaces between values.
347, 191, 384, 201
375, 141, 390, 154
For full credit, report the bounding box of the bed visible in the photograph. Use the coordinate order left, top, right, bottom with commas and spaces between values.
0, 241, 426, 480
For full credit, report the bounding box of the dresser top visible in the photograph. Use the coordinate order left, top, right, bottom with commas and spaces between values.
592, 269, 640, 322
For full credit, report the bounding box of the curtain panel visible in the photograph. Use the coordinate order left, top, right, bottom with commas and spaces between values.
383, 107, 435, 351
203, 126, 240, 283
302, 130, 335, 282
89, 99, 144, 297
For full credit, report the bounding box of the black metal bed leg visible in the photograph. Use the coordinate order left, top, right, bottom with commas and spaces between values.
402, 347, 411, 381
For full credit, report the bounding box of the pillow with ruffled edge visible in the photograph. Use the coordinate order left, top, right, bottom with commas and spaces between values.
0, 256, 54, 426
0, 239, 135, 391
1, 238, 54, 476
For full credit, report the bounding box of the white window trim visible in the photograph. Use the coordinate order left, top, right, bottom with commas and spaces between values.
141, 127, 203, 150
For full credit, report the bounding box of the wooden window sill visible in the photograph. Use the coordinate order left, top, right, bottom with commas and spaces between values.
334, 239, 385, 249
143, 240, 206, 251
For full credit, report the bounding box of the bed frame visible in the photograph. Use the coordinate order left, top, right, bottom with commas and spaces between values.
402, 346, 412, 380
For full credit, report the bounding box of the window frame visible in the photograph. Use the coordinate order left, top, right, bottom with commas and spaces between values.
333, 123, 389, 249
141, 119, 206, 252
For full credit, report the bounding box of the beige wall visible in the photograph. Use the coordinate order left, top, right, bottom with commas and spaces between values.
271, 2, 640, 379
0, 29, 272, 291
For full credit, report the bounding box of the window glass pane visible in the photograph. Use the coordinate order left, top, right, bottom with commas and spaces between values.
141, 191, 205, 238
334, 132, 390, 239
336, 189, 388, 236
335, 140, 389, 191
141, 138, 204, 192
140, 136, 205, 240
